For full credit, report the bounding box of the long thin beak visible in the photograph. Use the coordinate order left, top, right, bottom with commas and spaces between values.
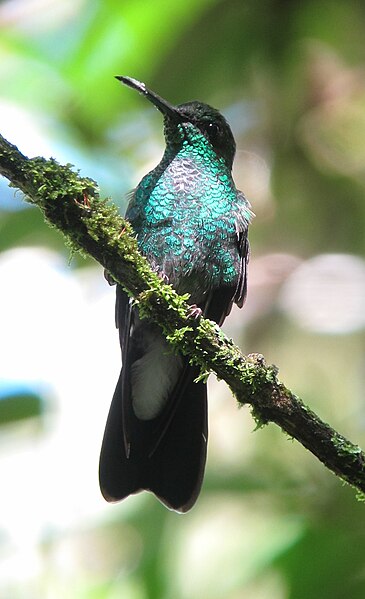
116, 76, 179, 120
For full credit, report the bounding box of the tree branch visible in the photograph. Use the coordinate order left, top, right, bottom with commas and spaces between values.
1, 132, 364, 495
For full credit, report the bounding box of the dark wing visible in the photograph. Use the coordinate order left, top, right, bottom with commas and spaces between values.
204, 216, 250, 326
235, 191, 252, 308
234, 231, 250, 308
99, 287, 137, 498
99, 286, 208, 513
99, 198, 249, 511
145, 366, 207, 512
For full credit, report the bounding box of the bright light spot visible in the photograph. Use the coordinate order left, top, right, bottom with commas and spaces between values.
234, 149, 272, 214
0, 101, 55, 158
0, 0, 85, 32
0, 247, 121, 581
279, 254, 365, 334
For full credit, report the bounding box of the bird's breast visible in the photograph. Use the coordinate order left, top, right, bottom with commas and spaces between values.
132, 156, 242, 298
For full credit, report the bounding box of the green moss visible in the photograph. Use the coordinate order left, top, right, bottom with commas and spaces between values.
166, 326, 194, 345
251, 412, 269, 430
29, 157, 98, 204
194, 370, 211, 384
331, 433, 363, 459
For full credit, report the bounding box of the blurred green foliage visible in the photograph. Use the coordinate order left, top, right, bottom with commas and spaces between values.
1, 0, 365, 598
0, 390, 43, 423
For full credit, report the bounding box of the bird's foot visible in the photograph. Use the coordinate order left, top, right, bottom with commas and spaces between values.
187, 304, 203, 319
153, 266, 169, 284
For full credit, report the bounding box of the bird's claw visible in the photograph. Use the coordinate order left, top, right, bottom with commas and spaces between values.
187, 304, 203, 319
152, 266, 169, 284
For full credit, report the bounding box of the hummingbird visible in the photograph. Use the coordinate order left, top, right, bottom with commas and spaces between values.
99, 76, 253, 512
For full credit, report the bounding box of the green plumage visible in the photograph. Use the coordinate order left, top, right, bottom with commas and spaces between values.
128, 116, 252, 302
99, 78, 253, 512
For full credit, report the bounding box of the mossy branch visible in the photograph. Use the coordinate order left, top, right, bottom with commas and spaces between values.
1, 132, 364, 496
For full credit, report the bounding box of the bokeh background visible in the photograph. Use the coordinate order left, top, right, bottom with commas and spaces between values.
1, 0, 365, 597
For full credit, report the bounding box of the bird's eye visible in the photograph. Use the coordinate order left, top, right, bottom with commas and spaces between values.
200, 121, 220, 142
205, 122, 219, 139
